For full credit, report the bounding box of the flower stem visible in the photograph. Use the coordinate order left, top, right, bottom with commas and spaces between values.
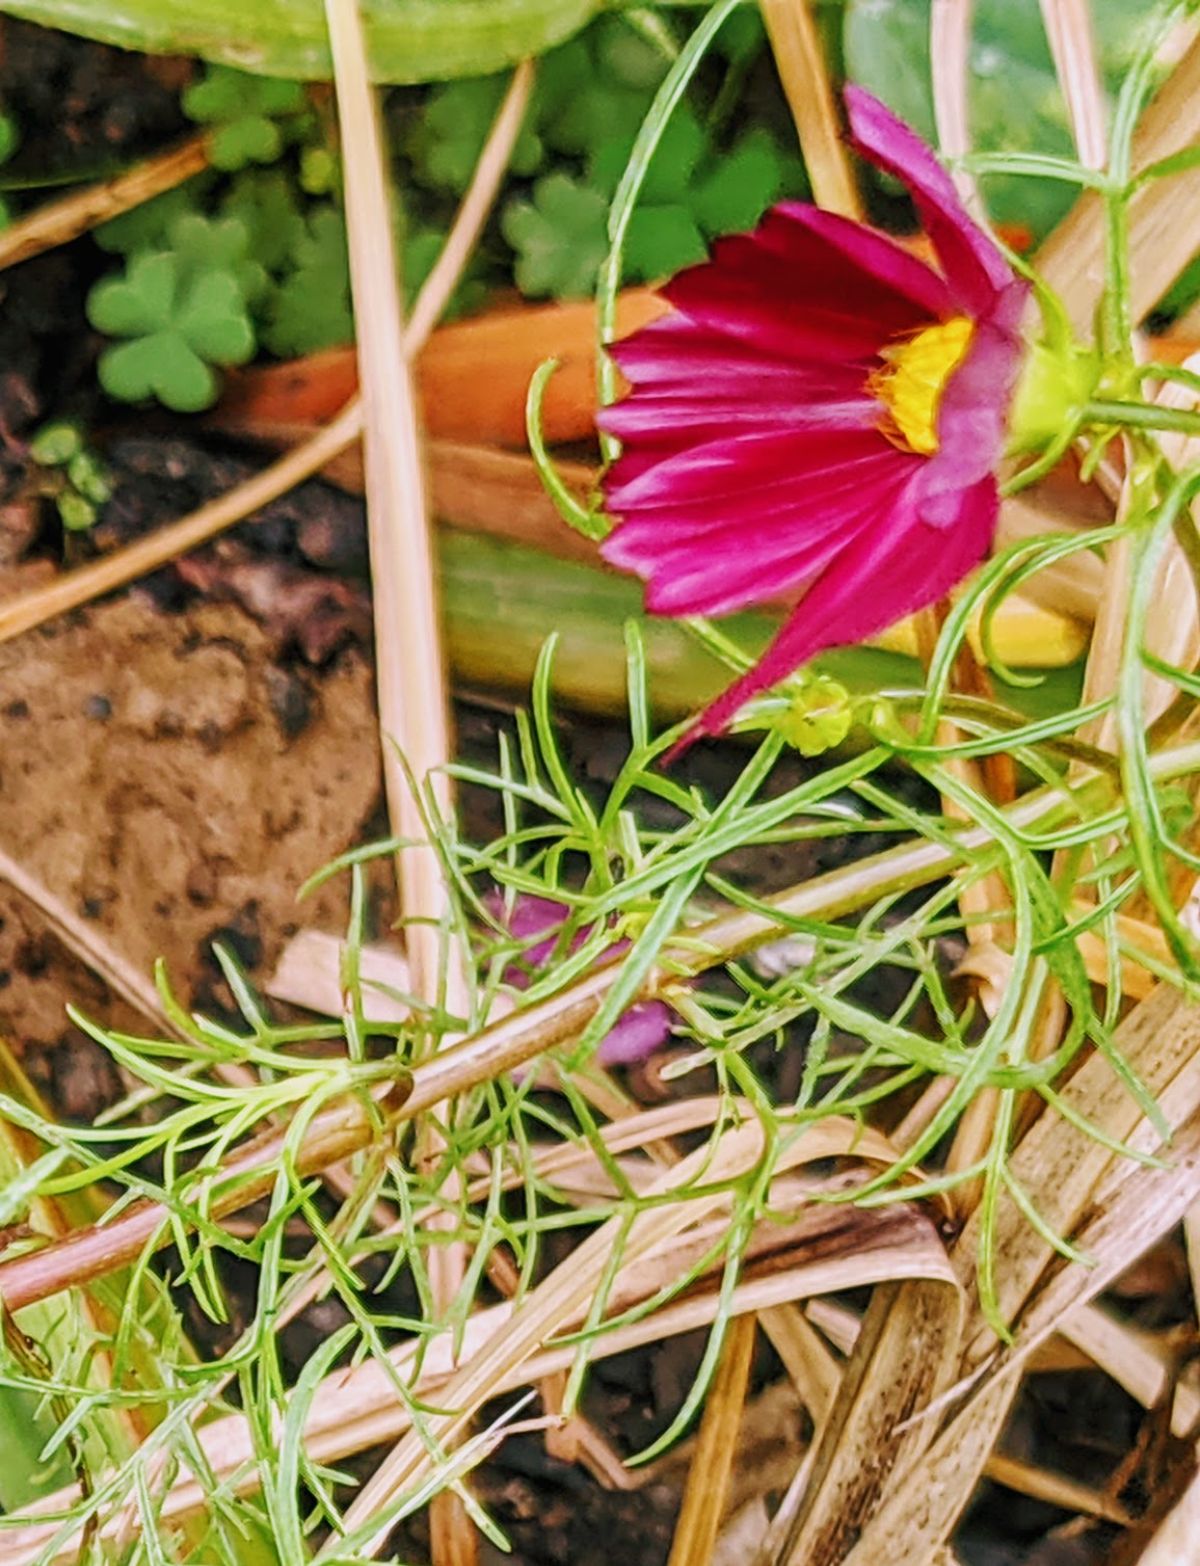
1085, 398, 1200, 436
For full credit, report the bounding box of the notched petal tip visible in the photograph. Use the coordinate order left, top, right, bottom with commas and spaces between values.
842, 83, 1016, 316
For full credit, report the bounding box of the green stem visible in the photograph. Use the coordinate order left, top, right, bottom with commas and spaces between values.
1085, 399, 1200, 437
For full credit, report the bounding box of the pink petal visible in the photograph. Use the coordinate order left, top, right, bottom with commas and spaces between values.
600, 392, 877, 445
609, 316, 866, 399
678, 475, 997, 745
605, 426, 893, 512
662, 208, 938, 360
761, 202, 954, 318
919, 298, 1028, 524
596, 1001, 675, 1067
603, 431, 920, 618
844, 85, 1015, 316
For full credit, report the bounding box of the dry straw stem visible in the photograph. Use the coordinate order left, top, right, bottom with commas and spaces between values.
1037, 0, 1108, 170
1060, 1302, 1200, 1439
666, 1312, 760, 1566
1138, 353, 1200, 723
930, 0, 980, 208
1132, 1458, 1200, 1563
322, 20, 534, 1559
0, 134, 209, 273
318, 1116, 957, 1557
759, 0, 862, 218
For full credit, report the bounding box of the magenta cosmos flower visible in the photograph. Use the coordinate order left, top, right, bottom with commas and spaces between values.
598, 86, 1029, 744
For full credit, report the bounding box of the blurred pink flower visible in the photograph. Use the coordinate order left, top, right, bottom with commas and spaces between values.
599, 86, 1029, 745
484, 891, 674, 1068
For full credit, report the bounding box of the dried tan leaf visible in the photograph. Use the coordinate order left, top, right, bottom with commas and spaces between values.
832, 994, 1200, 1565
1036, 27, 1200, 331
770, 1278, 964, 1566
1129, 1461, 1200, 1565
265, 928, 410, 1022
1060, 1302, 1200, 1438
1037, 0, 1108, 169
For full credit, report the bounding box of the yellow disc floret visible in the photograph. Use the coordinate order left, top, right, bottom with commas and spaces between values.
872, 315, 974, 456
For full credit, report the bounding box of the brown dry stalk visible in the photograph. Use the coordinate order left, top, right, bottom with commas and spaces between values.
762, 21, 1200, 1565
323, 15, 533, 1558
759, 0, 862, 218
0, 1198, 949, 1566
666, 1314, 760, 1566
323, 0, 457, 999
802, 978, 1200, 1566
320, 1119, 956, 1553
0, 135, 209, 273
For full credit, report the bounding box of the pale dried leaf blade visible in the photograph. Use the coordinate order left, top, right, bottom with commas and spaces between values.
774, 1276, 964, 1566
265, 929, 410, 1021
1061, 1301, 1200, 1438
832, 989, 1200, 1566
1036, 27, 1200, 331
1038, 0, 1108, 169
1132, 1462, 1200, 1565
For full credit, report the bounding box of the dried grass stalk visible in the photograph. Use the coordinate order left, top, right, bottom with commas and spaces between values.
666, 1314, 759, 1566
760, 0, 862, 218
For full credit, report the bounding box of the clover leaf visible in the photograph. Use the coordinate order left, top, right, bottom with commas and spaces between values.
537, 43, 658, 161
501, 173, 609, 300
624, 205, 707, 282
711, 6, 767, 64
183, 65, 307, 172
164, 211, 270, 304
691, 128, 796, 237
529, 113, 794, 297
94, 182, 204, 255
587, 108, 707, 205
592, 14, 672, 90
408, 73, 543, 194
30, 421, 83, 468
220, 170, 307, 274
404, 225, 487, 321
88, 251, 255, 412
29, 422, 111, 531
262, 205, 354, 356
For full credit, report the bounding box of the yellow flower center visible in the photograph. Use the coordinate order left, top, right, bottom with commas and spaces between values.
872, 316, 974, 456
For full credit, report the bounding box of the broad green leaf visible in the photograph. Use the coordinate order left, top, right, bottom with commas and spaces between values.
0, 0, 609, 83
844, 0, 1159, 238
